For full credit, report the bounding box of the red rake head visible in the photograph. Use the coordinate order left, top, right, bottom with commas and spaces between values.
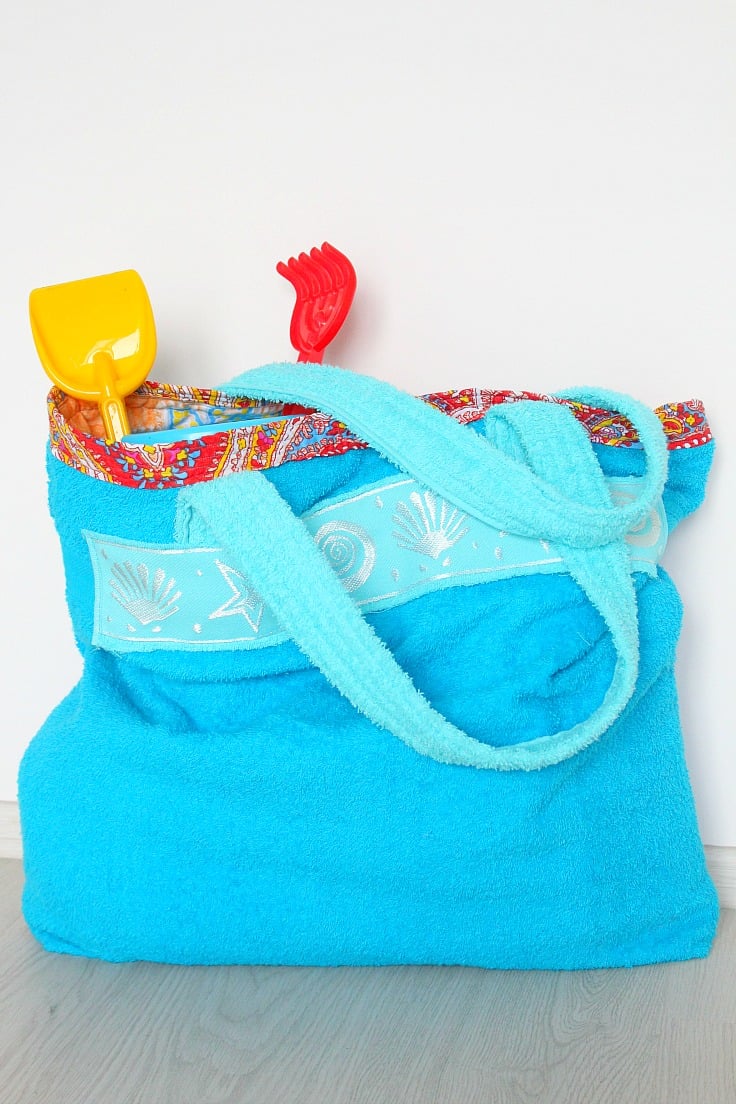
277, 242, 357, 363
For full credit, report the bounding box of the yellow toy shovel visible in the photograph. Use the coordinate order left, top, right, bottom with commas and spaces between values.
30, 270, 157, 443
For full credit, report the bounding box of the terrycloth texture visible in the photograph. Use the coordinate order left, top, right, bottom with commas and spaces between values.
177, 400, 641, 770
18, 369, 718, 967
217, 366, 669, 547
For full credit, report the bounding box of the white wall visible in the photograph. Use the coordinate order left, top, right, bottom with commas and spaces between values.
1, 0, 733, 843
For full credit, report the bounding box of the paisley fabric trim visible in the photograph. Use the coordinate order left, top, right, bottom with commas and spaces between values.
48, 381, 712, 490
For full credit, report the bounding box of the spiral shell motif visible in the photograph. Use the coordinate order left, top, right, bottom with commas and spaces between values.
610, 486, 663, 549
313, 521, 376, 592
625, 508, 663, 548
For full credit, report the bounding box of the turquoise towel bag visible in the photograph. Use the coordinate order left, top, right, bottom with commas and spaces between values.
19, 363, 717, 967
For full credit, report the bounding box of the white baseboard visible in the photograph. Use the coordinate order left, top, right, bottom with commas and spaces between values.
1, 800, 734, 909
0, 801, 22, 860
704, 846, 736, 911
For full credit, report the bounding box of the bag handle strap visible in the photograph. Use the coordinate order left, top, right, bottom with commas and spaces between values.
178, 374, 660, 769
217, 365, 668, 549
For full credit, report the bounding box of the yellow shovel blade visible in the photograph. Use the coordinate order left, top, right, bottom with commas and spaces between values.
30, 269, 157, 443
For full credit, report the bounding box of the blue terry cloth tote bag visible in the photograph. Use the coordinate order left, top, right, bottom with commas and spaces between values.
19, 363, 718, 967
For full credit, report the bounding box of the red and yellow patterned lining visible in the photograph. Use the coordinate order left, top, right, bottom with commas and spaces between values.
48, 381, 712, 490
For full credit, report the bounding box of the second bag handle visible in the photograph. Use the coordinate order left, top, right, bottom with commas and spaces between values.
177, 369, 664, 769
217, 364, 669, 549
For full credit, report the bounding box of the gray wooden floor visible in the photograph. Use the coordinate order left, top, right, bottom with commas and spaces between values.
1, 859, 734, 1104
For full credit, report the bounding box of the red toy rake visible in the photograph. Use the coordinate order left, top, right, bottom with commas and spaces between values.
277, 242, 357, 363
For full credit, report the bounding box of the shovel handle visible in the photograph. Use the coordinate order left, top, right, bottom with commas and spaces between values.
94, 351, 131, 443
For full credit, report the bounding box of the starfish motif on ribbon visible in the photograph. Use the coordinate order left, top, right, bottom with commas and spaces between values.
208, 561, 265, 633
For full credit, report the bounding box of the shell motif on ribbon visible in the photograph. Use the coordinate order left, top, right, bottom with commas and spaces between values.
392, 491, 469, 560
110, 562, 182, 625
